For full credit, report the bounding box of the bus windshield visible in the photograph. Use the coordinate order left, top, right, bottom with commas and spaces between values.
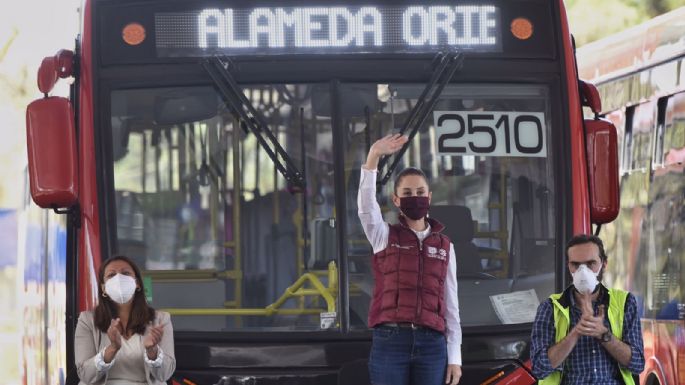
108, 81, 556, 331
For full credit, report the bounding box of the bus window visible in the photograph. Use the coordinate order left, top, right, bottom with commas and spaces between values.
341, 83, 556, 328
626, 102, 655, 172
652, 98, 668, 168
110, 85, 339, 332
604, 102, 654, 298
640, 91, 685, 320
664, 92, 685, 166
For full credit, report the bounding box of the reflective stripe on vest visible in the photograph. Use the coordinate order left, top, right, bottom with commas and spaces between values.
538, 288, 634, 385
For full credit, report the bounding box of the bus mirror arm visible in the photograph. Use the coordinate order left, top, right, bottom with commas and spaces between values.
52, 203, 81, 229
201, 56, 307, 191
377, 50, 464, 186
579, 80, 601, 117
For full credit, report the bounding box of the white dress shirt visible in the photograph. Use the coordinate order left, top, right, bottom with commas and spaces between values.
357, 167, 463, 365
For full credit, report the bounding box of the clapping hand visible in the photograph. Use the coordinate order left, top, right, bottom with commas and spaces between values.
107, 318, 123, 350
574, 293, 608, 338
578, 304, 608, 339
103, 318, 124, 363
143, 323, 165, 359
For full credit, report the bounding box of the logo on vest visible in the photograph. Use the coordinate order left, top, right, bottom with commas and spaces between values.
426, 246, 447, 261
390, 243, 414, 249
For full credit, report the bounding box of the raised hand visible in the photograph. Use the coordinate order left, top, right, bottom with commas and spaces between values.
364, 134, 409, 169
371, 133, 409, 157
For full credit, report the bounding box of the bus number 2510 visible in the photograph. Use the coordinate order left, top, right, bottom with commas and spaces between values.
434, 111, 547, 158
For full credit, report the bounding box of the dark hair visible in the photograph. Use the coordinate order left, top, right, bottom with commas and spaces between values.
393, 167, 429, 194
565, 234, 607, 263
94, 255, 155, 335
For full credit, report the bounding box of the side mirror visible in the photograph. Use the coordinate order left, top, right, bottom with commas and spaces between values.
26, 51, 78, 210
26, 96, 79, 209
585, 118, 619, 224
580, 80, 619, 225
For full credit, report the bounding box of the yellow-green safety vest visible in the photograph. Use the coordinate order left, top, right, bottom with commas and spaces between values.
538, 288, 634, 385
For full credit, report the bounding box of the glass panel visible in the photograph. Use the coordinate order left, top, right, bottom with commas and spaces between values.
664, 92, 685, 165
604, 103, 653, 296
637, 92, 685, 319
629, 102, 655, 171
342, 83, 556, 327
110, 85, 338, 331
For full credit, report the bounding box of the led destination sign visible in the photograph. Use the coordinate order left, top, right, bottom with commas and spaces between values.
155, 5, 501, 56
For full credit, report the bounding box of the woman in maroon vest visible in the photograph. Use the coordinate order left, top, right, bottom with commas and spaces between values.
358, 134, 462, 385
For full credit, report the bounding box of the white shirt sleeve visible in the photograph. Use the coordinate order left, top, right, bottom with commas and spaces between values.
357, 167, 389, 253
94, 349, 115, 372
144, 346, 164, 368
444, 242, 463, 365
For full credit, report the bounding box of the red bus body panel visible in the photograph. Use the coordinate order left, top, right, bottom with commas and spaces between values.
641, 319, 684, 385
78, 0, 102, 312
496, 366, 536, 385
558, 0, 591, 235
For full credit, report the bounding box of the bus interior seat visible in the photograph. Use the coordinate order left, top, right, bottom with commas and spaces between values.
431, 205, 482, 276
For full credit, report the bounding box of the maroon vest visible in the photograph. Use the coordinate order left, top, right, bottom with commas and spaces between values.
367, 216, 451, 332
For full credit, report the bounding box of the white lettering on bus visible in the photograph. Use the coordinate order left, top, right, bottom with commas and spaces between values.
403, 6, 497, 46
198, 7, 383, 49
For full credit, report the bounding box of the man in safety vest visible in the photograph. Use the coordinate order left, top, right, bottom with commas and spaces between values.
531, 234, 645, 385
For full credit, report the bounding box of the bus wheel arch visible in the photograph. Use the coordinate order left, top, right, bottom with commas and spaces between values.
644, 372, 661, 385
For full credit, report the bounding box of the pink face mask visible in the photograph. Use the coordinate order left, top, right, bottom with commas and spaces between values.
399, 196, 430, 220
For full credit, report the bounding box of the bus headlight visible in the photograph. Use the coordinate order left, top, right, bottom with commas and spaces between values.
494, 340, 527, 359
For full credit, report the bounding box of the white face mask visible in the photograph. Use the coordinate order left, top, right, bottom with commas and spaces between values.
571, 264, 600, 294
105, 273, 137, 304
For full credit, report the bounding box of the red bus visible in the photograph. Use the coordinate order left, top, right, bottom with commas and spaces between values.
25, 0, 618, 384
577, 7, 685, 385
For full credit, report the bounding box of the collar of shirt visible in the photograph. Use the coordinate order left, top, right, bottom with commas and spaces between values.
557, 283, 610, 310
412, 223, 431, 240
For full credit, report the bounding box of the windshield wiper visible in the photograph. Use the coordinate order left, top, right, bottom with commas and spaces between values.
202, 56, 306, 190
377, 50, 464, 187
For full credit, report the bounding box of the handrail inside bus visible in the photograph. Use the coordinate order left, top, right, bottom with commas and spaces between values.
160, 260, 338, 316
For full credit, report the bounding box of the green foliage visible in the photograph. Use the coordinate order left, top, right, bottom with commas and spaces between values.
567, 0, 685, 46
0, 28, 18, 63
